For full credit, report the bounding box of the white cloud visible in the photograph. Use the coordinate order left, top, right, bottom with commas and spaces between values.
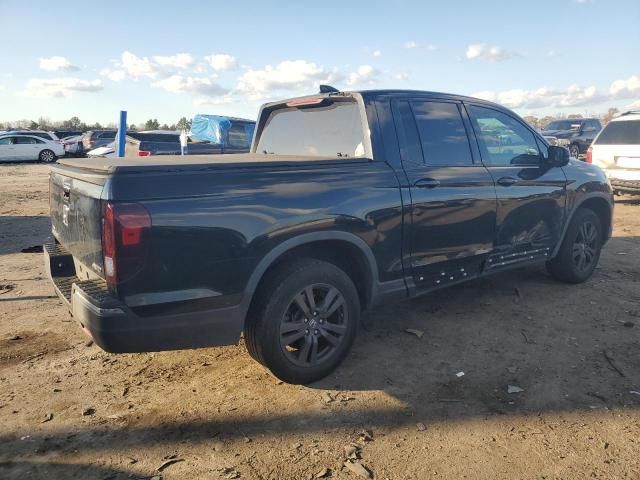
372, 50, 382, 57
472, 84, 605, 109
609, 75, 640, 99
39, 56, 79, 72
474, 74, 640, 111
120, 51, 158, 79
204, 54, 239, 71
19, 78, 103, 98
347, 65, 378, 87
99, 68, 126, 82
153, 53, 194, 69
465, 44, 516, 62
395, 73, 409, 81
151, 75, 227, 97
237, 60, 339, 98
194, 94, 236, 106
403, 41, 436, 51
625, 99, 640, 110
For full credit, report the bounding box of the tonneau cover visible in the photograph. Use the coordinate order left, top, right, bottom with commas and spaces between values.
57, 153, 364, 174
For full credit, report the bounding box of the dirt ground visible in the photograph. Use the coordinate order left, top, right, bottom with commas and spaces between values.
1, 163, 639, 480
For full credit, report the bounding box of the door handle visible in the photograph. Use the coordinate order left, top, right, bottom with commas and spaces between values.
497, 176, 518, 186
414, 178, 440, 189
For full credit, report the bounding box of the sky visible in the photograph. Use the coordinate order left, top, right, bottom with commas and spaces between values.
0, 0, 639, 126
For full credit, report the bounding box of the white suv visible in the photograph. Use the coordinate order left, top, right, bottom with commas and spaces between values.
588, 111, 640, 195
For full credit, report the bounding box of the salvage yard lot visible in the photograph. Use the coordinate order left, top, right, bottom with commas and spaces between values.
1, 163, 639, 480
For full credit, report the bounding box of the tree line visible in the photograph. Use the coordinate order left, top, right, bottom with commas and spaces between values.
0, 116, 192, 132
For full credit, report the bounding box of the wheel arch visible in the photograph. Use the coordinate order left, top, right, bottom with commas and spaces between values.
553, 193, 613, 257
241, 232, 380, 317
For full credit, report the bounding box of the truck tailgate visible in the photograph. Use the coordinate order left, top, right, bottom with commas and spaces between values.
49, 166, 106, 276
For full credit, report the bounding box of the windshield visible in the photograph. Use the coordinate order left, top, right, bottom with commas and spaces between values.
543, 120, 581, 131
594, 120, 640, 145
256, 99, 366, 157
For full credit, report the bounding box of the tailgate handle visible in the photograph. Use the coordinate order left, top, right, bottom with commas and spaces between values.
62, 180, 72, 201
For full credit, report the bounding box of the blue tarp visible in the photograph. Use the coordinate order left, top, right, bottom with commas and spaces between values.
189, 114, 230, 143
189, 114, 254, 146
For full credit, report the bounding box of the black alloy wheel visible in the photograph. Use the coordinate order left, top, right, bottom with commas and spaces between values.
279, 283, 348, 367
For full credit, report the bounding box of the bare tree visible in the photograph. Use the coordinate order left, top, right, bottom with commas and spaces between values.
602, 107, 619, 125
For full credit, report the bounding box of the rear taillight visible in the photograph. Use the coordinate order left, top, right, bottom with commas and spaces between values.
137, 150, 152, 157
586, 146, 593, 163
102, 201, 151, 289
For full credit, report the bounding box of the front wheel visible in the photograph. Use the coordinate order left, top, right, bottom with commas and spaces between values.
39, 149, 57, 163
547, 208, 602, 283
244, 258, 360, 384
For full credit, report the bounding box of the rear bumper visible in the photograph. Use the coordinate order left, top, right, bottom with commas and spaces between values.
44, 242, 244, 353
605, 170, 640, 194
611, 179, 640, 194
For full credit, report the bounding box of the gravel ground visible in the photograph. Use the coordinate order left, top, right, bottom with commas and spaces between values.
1, 163, 639, 480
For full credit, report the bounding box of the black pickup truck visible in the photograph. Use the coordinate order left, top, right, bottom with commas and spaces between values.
45, 88, 613, 383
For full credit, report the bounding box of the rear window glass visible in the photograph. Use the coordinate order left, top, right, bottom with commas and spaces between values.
100, 131, 116, 139
595, 120, 640, 145
256, 100, 366, 157
227, 123, 254, 149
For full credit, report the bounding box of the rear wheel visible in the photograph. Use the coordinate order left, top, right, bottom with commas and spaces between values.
244, 258, 359, 384
547, 208, 602, 283
39, 149, 56, 163
569, 144, 580, 159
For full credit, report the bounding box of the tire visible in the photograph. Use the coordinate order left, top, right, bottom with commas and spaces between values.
39, 149, 57, 163
569, 144, 580, 159
547, 208, 602, 283
244, 258, 360, 384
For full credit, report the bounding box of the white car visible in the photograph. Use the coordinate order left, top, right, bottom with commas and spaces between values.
62, 135, 85, 155
86, 141, 115, 158
0, 133, 65, 163
589, 111, 640, 195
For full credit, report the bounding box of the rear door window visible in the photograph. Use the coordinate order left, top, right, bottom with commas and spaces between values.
410, 101, 473, 166
391, 101, 423, 165
595, 120, 640, 145
14, 136, 39, 144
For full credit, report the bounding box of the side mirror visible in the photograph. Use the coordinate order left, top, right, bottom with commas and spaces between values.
547, 145, 570, 166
